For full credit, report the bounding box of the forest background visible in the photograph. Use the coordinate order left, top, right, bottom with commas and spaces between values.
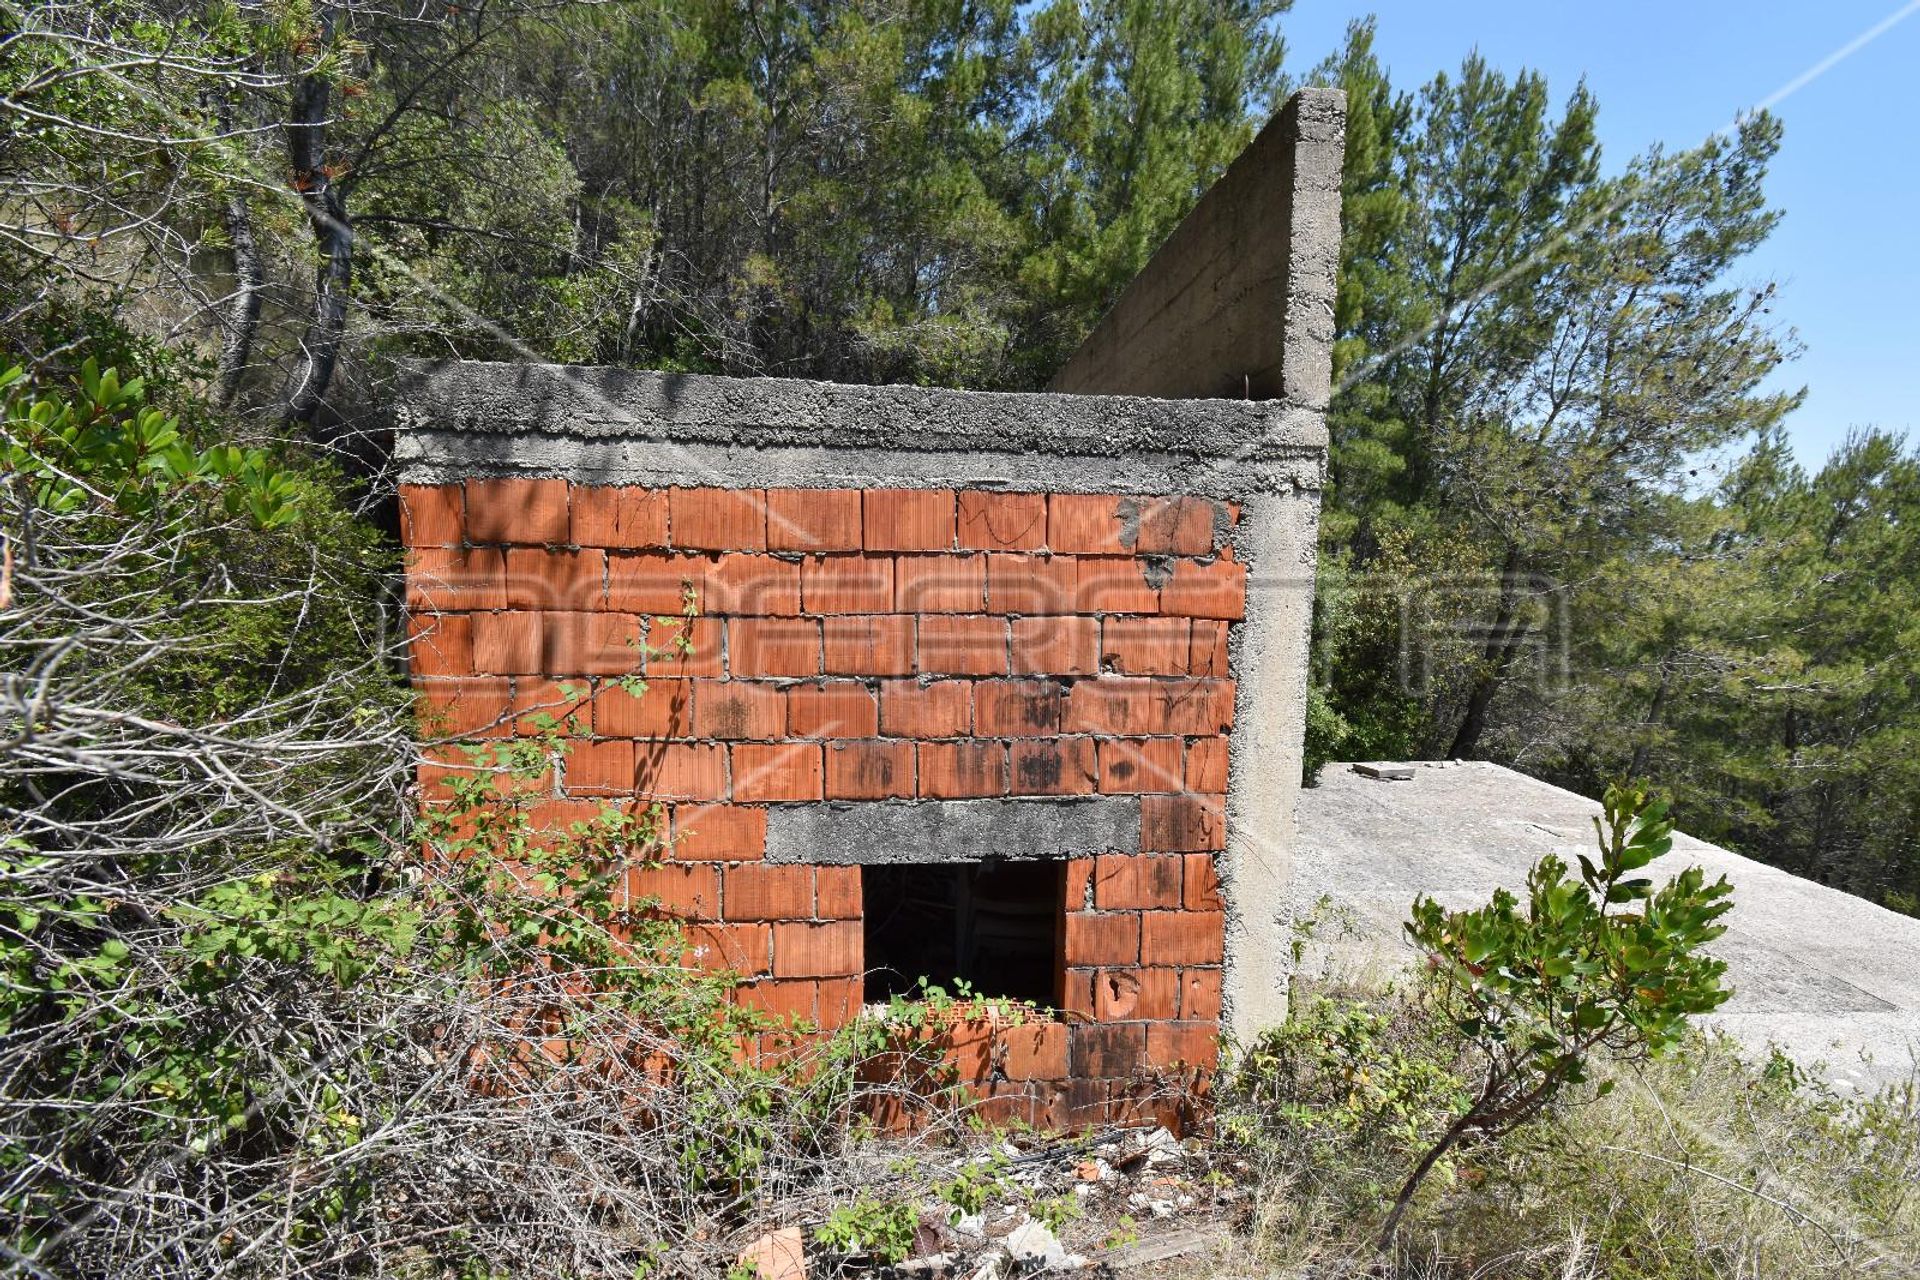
8, 2, 1920, 1274
5, 0, 1915, 910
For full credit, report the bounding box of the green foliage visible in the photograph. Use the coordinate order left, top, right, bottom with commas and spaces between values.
1230, 878, 1913, 1276
2, 405, 875, 1270
409, 734, 824, 1210
1385, 782, 1734, 1242
1411, 784, 1735, 1068
415, 734, 681, 997
10, 4, 1918, 1269
814, 1195, 920, 1264
10, 0, 1908, 919
1225, 988, 1467, 1219
0, 0, 293, 272
7, 0, 1295, 391
1014, 0, 1287, 368
0, 330, 410, 1259
1, 360, 302, 526
1297, 27, 1912, 922
0, 346, 391, 743
1029, 1190, 1083, 1235
176, 870, 417, 987
1302, 527, 1476, 775
880, 976, 1032, 1031
1305, 27, 1804, 775
0, 334, 877, 1272
1552, 428, 1920, 915
936, 1149, 1011, 1222
448, 0, 1291, 387
1237, 995, 1467, 1151
1227, 991, 1920, 1277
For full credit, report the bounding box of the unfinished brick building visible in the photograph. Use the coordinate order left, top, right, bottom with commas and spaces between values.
398, 89, 1343, 1127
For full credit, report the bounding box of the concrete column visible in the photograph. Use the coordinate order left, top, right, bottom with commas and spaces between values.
1048, 87, 1346, 1041
1220, 487, 1323, 1040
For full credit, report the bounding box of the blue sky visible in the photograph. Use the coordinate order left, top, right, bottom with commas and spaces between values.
1277, 1, 1920, 469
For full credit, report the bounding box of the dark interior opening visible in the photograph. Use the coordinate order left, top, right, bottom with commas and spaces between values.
862, 861, 1064, 1008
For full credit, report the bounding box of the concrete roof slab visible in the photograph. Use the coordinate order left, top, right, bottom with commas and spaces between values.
393, 360, 1326, 498
1294, 760, 1920, 1095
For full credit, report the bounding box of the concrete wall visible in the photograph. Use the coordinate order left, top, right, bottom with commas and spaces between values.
1050, 88, 1345, 406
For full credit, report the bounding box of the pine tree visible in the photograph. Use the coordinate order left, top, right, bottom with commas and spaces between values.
1309, 48, 1799, 765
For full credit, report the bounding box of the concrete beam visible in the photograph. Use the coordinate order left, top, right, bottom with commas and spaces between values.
1050, 88, 1345, 405
393, 360, 1327, 499
764, 796, 1141, 865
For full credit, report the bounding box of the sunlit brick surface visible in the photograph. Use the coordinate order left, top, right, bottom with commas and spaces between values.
404, 480, 1242, 1127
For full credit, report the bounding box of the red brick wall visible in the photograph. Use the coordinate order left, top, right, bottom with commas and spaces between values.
402, 479, 1247, 1126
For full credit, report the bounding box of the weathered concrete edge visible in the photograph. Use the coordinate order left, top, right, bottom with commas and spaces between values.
1219, 488, 1322, 1043
1275, 89, 1346, 410
393, 359, 1327, 476
393, 428, 1324, 498
762, 796, 1142, 865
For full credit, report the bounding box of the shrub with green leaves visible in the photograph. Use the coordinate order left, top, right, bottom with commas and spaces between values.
1226, 998, 1917, 1277
814, 1195, 921, 1265
1384, 782, 1735, 1244
0, 347, 958, 1275
0, 359, 302, 526
1225, 991, 1469, 1219
0, 345, 410, 1267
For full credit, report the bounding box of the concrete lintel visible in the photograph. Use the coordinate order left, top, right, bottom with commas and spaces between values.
1051, 88, 1346, 404
763, 796, 1141, 866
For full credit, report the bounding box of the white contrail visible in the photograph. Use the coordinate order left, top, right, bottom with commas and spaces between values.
1752, 0, 1920, 115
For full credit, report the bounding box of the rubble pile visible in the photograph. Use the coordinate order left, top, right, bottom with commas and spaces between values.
738, 1126, 1250, 1279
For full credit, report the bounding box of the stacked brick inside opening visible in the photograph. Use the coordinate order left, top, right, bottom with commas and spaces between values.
404, 478, 1248, 1127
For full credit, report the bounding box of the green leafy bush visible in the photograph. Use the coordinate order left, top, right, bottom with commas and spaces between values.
0, 360, 302, 525
0, 344, 410, 1265
0, 345, 898, 1277
1229, 992, 1467, 1206
1390, 782, 1735, 1242
814, 1196, 920, 1264
1229, 1002, 1919, 1278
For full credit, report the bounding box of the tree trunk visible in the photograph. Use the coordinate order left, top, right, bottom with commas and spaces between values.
1447, 545, 1528, 759
282, 29, 351, 427
1377, 1103, 1480, 1251
212, 98, 262, 410
1627, 651, 1676, 781
214, 189, 263, 410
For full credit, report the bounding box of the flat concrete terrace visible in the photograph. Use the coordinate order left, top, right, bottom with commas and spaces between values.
1294, 761, 1920, 1095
